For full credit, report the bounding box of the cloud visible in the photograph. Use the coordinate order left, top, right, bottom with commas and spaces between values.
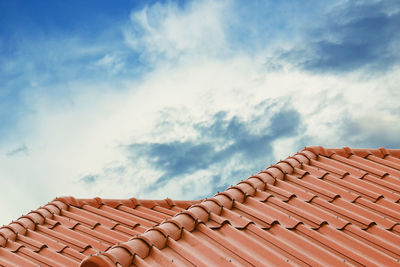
122, 0, 400, 74
281, 1, 400, 73
123, 0, 229, 63
0, 35, 126, 140
91, 53, 126, 74
80, 174, 99, 184
6, 144, 28, 157
125, 101, 303, 197
339, 112, 400, 148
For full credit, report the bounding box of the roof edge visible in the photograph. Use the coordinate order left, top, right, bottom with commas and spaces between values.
80, 148, 317, 267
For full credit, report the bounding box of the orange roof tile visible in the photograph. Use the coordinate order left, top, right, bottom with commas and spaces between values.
1, 146, 400, 266
0, 197, 197, 266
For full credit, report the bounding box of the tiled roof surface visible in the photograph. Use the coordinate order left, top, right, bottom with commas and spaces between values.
80, 147, 400, 267
1, 147, 399, 267
0, 197, 197, 266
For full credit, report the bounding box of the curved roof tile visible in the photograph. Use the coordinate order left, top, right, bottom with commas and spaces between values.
1, 146, 399, 266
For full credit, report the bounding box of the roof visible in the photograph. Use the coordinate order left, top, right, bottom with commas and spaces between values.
1, 146, 400, 266
0, 197, 197, 266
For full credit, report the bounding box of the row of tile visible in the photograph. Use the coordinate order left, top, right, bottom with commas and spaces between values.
81, 147, 400, 266
0, 197, 197, 266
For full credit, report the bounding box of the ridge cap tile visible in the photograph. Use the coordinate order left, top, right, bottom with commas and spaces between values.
303, 146, 329, 156
0, 199, 68, 248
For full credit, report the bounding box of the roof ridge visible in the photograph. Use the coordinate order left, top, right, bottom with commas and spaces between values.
55, 196, 197, 210
80, 148, 317, 267
0, 199, 69, 248
304, 146, 400, 158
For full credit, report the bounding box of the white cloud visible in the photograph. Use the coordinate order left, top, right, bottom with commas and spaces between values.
124, 0, 230, 62
91, 53, 125, 74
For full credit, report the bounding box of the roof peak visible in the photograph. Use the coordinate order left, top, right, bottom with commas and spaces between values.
80, 147, 317, 266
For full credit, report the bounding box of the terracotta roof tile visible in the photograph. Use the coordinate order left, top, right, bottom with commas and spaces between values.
1, 146, 400, 266
0, 197, 198, 266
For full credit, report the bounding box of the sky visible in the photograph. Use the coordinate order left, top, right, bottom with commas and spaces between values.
0, 0, 399, 225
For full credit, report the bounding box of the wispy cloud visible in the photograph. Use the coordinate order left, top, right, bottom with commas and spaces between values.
123, 0, 229, 62
280, 1, 400, 73
91, 53, 126, 74
6, 144, 28, 157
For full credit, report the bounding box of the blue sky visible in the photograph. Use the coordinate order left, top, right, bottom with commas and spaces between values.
1, 0, 400, 224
